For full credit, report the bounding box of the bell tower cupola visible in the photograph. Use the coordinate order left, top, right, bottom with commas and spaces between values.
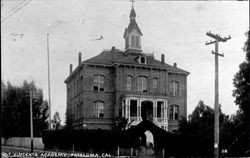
123, 1, 143, 54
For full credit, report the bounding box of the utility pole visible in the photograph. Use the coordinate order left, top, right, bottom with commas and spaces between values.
47, 33, 52, 130
205, 31, 231, 158
30, 90, 34, 152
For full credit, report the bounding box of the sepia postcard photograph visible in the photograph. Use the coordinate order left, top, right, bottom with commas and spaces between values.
1, 0, 249, 157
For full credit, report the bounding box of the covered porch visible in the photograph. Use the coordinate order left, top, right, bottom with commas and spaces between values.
121, 94, 168, 131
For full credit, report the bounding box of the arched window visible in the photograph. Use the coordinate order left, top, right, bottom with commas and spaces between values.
169, 105, 179, 120
126, 76, 132, 91
136, 36, 140, 47
93, 75, 104, 91
137, 76, 147, 92
131, 35, 135, 46
141, 56, 145, 64
94, 101, 104, 118
170, 81, 180, 96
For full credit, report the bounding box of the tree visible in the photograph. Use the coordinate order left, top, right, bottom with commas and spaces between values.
51, 111, 61, 130
229, 30, 250, 156
233, 30, 250, 122
64, 110, 73, 129
233, 30, 250, 121
1, 80, 49, 137
178, 100, 228, 136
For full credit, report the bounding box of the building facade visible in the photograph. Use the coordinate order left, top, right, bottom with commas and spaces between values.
64, 6, 189, 132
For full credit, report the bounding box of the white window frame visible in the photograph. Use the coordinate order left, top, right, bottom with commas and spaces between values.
93, 75, 105, 91
169, 105, 179, 120
153, 78, 158, 89
137, 76, 147, 92
170, 81, 179, 96
126, 76, 132, 91
94, 101, 104, 118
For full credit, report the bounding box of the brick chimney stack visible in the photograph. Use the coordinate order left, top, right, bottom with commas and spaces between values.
174, 62, 177, 67
161, 54, 165, 64
70, 64, 73, 75
78, 52, 82, 65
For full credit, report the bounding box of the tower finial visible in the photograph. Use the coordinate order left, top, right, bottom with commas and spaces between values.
130, 0, 135, 8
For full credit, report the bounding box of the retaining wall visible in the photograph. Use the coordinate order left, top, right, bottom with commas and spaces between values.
1, 137, 44, 150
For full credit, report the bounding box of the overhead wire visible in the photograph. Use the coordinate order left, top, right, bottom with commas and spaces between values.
1, 0, 32, 23
1, 0, 27, 20
1, 0, 26, 18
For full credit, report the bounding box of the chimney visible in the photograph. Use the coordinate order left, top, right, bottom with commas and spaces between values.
174, 62, 177, 67
78, 52, 82, 65
161, 54, 165, 64
70, 64, 73, 75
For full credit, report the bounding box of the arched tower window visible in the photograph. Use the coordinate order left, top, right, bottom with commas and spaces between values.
136, 36, 140, 47
131, 35, 135, 46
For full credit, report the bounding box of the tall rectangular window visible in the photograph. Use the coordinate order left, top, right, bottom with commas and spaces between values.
157, 102, 164, 118
94, 101, 104, 118
126, 76, 132, 91
170, 81, 179, 96
93, 75, 104, 91
153, 78, 158, 89
169, 105, 179, 120
137, 77, 142, 91
169, 106, 173, 120
142, 77, 147, 92
130, 100, 137, 117
137, 76, 147, 92
99, 76, 104, 91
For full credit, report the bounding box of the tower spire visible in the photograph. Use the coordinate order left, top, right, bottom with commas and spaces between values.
131, 0, 135, 8
123, 0, 142, 54
129, 0, 136, 20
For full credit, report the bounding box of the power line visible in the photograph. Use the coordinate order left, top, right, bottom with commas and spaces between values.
1, 0, 31, 23
1, 0, 26, 19
1, 0, 26, 18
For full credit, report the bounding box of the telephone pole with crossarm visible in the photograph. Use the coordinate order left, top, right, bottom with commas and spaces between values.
205, 31, 231, 158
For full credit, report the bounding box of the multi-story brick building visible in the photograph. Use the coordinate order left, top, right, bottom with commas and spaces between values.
64, 6, 189, 132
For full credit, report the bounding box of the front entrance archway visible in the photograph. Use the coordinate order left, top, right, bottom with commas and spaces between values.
141, 101, 153, 121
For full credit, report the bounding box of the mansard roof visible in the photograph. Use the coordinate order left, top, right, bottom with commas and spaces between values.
83, 50, 189, 75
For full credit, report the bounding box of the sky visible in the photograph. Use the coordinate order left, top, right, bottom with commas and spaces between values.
1, 0, 249, 124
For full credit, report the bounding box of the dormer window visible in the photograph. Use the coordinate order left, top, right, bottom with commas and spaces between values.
141, 56, 145, 64
136, 56, 146, 64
